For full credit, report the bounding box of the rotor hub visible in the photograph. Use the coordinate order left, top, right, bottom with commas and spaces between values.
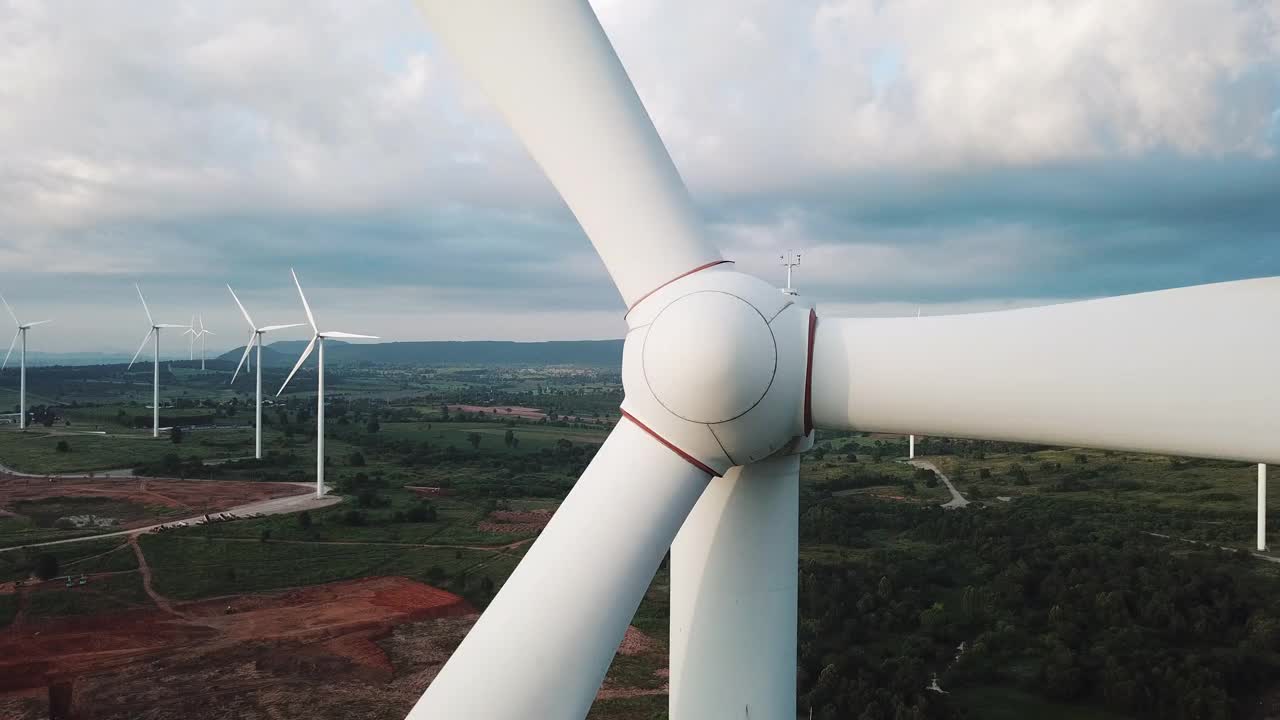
642, 291, 777, 425
620, 269, 813, 474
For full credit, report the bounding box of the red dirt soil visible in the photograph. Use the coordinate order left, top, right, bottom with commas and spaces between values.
0, 477, 303, 528
0, 576, 471, 696
477, 508, 553, 534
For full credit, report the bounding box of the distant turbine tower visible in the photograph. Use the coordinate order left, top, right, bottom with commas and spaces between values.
277, 269, 377, 498
1, 295, 51, 430
228, 285, 303, 459
780, 250, 800, 296
910, 307, 920, 460
198, 315, 215, 370
129, 285, 189, 438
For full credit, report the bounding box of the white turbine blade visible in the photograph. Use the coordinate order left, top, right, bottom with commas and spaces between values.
22, 320, 51, 328
135, 284, 154, 326
406, 418, 710, 719
319, 331, 378, 339
0, 294, 18, 327
291, 268, 318, 333
2, 330, 17, 370
260, 323, 305, 333
414, 0, 725, 309
231, 331, 256, 384
156, 323, 189, 329
128, 329, 155, 370
276, 334, 317, 396
810, 277, 1280, 463
227, 284, 256, 330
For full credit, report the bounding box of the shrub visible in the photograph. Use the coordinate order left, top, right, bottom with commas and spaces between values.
55, 440, 70, 453
35, 553, 59, 580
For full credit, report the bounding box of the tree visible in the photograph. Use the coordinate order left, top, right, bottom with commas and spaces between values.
349, 451, 366, 467
171, 426, 184, 444
297, 511, 312, 530
366, 418, 380, 434
407, 503, 438, 523
504, 429, 515, 448
35, 553, 59, 580
55, 440, 70, 453
467, 432, 482, 450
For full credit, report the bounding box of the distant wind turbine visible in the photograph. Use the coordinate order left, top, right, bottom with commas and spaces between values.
129, 285, 189, 438
198, 315, 215, 370
277, 269, 377, 498
183, 314, 197, 361
1, 294, 51, 430
227, 285, 303, 459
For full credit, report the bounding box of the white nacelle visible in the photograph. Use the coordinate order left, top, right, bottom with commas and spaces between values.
622, 267, 811, 475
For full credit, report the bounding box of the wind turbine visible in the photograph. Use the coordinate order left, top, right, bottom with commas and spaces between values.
129, 285, 188, 438
405, 3, 1280, 719
227, 285, 303, 460
276, 269, 377, 498
182, 314, 197, 361
1, 295, 50, 430
197, 315, 215, 370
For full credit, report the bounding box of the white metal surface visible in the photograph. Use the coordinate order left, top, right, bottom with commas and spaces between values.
414, 0, 723, 307
811, 277, 1280, 464
405, 418, 710, 719
669, 453, 799, 720
909, 434, 915, 459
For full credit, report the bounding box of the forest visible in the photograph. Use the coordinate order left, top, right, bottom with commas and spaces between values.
797, 493, 1280, 719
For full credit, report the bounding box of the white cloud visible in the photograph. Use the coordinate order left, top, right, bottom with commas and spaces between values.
0, 0, 1275, 350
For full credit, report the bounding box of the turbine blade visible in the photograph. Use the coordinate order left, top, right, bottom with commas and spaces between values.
231, 331, 256, 384
227, 284, 256, 330
276, 334, 317, 396
319, 331, 379, 339
135, 284, 153, 326
22, 320, 51, 328
2, 330, 17, 370
156, 323, 189, 329
128, 329, 155, 370
260, 323, 305, 333
405, 418, 709, 718
0, 294, 18, 327
291, 268, 318, 333
414, 0, 725, 309
810, 277, 1280, 463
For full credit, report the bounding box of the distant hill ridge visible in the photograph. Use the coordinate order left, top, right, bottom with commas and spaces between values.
215, 339, 624, 367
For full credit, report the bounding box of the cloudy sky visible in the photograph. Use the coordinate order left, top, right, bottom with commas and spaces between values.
1, 0, 1277, 353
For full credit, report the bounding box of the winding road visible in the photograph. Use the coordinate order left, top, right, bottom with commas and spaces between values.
908, 459, 970, 509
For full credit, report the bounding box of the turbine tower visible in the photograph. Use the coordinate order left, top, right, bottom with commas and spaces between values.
129, 285, 188, 438
407, 3, 1280, 718
1, 295, 50, 430
910, 307, 920, 460
1260, 463, 1268, 551
277, 269, 377, 498
227, 285, 303, 460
